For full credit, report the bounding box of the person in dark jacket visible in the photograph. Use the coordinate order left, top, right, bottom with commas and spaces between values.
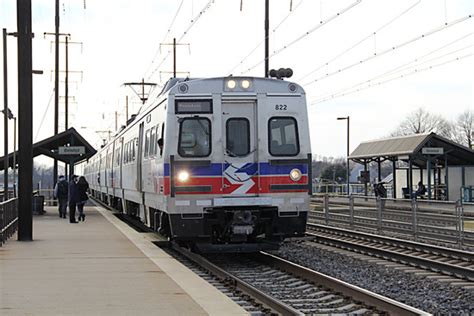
54, 175, 69, 218
76, 176, 89, 221
68, 175, 80, 223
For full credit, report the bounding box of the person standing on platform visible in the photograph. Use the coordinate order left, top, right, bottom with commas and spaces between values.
68, 175, 80, 223
53, 175, 69, 218
76, 176, 89, 221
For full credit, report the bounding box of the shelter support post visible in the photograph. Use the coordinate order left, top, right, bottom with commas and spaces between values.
377, 158, 381, 182
444, 154, 449, 200
364, 160, 368, 196
408, 158, 413, 198
427, 158, 432, 200
392, 159, 397, 198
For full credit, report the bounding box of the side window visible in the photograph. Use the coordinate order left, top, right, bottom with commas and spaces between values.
150, 127, 156, 157
144, 130, 150, 158
268, 117, 299, 156
178, 118, 211, 157
226, 118, 250, 156
124, 142, 128, 163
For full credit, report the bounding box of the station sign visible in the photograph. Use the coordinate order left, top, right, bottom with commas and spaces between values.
422, 147, 444, 155
58, 146, 85, 155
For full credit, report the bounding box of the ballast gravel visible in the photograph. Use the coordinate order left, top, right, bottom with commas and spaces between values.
271, 241, 474, 315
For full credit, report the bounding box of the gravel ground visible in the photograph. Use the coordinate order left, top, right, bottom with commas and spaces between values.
271, 241, 474, 315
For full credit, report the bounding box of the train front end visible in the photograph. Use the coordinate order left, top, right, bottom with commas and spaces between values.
165, 77, 311, 252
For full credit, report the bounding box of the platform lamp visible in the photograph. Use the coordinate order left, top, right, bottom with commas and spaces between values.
337, 116, 350, 195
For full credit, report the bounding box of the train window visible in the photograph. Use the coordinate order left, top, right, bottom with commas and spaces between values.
226, 118, 250, 156
150, 128, 156, 157
268, 117, 299, 156
178, 118, 211, 157
144, 130, 150, 158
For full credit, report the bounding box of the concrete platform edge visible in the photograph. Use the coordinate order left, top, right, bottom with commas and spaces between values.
94, 204, 248, 316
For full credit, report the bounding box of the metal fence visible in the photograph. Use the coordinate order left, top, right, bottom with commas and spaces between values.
0, 198, 19, 246
312, 183, 393, 197
310, 194, 474, 248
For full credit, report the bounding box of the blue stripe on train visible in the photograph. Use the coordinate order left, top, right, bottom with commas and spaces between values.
164, 162, 308, 177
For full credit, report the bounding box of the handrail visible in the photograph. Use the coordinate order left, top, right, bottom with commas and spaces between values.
0, 197, 19, 246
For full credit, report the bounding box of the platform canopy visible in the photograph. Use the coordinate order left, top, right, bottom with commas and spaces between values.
348, 132, 474, 199
0, 127, 97, 171
349, 132, 474, 167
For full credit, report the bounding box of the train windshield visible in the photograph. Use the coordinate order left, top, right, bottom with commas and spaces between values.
226, 118, 250, 157
178, 118, 211, 157
269, 117, 299, 156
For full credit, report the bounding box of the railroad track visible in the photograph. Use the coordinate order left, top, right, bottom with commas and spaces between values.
93, 198, 426, 315
164, 242, 426, 315
306, 223, 474, 283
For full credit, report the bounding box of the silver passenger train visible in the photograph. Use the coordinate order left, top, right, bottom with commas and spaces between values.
84, 76, 312, 252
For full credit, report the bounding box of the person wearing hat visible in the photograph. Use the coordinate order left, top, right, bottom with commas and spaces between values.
68, 175, 80, 223
53, 175, 69, 218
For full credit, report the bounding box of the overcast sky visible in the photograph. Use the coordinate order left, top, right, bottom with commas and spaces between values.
1, 0, 472, 161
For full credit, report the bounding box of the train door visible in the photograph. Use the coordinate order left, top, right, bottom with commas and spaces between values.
137, 122, 144, 191
222, 101, 258, 196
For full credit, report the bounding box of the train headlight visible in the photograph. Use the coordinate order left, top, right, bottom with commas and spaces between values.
241, 79, 251, 89
177, 170, 190, 182
226, 79, 237, 89
289, 169, 302, 182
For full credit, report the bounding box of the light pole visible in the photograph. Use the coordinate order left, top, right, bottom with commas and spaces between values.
337, 116, 350, 194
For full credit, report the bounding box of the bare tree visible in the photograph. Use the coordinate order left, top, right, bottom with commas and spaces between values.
456, 109, 473, 148
392, 107, 454, 139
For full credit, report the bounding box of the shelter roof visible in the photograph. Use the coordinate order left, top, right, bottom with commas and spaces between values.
349, 132, 474, 167
0, 128, 96, 170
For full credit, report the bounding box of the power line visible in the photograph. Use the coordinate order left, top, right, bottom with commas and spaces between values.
297, 0, 421, 82
241, 0, 362, 75
227, 0, 305, 75
147, 0, 216, 81
310, 32, 473, 103
143, 0, 185, 79
310, 52, 472, 105
302, 14, 472, 86
34, 88, 55, 141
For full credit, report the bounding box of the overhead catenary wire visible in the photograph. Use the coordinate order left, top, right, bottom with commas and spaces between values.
241, 0, 362, 75
302, 13, 472, 86
143, 0, 185, 79
297, 0, 421, 82
35, 89, 55, 142
310, 32, 473, 103
310, 52, 473, 105
146, 0, 216, 81
227, 0, 305, 75
310, 34, 472, 103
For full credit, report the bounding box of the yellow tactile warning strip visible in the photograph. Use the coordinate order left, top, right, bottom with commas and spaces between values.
95, 205, 248, 316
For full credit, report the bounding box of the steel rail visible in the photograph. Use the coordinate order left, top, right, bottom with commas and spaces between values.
306, 225, 474, 281
307, 223, 474, 261
257, 252, 429, 316
169, 242, 304, 315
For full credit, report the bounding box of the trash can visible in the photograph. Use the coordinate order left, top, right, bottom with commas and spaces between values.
32, 195, 45, 215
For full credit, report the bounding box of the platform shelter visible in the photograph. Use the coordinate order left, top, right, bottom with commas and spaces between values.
349, 132, 474, 201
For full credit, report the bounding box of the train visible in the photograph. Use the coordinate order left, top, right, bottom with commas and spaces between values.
84, 75, 312, 252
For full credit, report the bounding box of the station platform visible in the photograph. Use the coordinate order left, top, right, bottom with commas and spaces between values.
0, 203, 247, 316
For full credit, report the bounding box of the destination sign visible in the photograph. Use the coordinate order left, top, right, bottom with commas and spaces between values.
175, 100, 212, 114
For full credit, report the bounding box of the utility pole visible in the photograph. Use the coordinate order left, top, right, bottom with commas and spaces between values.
3, 29, 8, 201
160, 38, 190, 78
125, 95, 129, 123
264, 0, 269, 77
54, 0, 59, 186
17, 0, 33, 241
65, 35, 69, 129
123, 79, 157, 104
